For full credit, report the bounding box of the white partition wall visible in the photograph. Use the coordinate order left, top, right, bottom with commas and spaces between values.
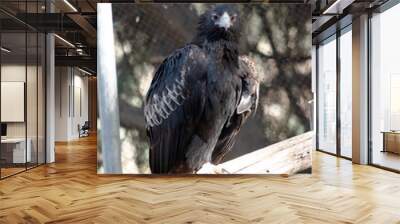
54, 67, 89, 141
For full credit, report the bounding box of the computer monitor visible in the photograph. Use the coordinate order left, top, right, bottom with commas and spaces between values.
1, 123, 7, 137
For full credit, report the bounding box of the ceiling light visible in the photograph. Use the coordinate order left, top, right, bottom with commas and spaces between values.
54, 34, 75, 48
76, 48, 86, 56
323, 0, 341, 14
63, 0, 78, 12
78, 67, 93, 76
322, 0, 355, 15
1, 47, 11, 53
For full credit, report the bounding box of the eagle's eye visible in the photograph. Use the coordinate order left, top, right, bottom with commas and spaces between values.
211, 13, 219, 21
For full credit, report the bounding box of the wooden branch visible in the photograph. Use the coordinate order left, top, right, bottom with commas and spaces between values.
218, 131, 313, 175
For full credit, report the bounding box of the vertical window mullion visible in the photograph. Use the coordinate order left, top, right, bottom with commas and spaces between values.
0, 24, 2, 179
316, 45, 319, 150
367, 11, 373, 165
336, 28, 341, 157
25, 0, 28, 171
36, 0, 39, 167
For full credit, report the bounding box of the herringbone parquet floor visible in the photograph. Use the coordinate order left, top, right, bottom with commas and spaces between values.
1, 134, 400, 224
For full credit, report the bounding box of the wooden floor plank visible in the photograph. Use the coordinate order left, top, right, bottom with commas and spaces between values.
0, 134, 399, 223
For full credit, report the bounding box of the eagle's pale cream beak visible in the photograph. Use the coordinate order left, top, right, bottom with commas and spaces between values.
216, 12, 231, 30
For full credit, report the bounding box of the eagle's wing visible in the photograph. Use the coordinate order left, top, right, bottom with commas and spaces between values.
144, 45, 208, 174
211, 56, 259, 164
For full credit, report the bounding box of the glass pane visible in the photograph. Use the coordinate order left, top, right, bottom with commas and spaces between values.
1, 31, 27, 177
27, 31, 38, 169
371, 4, 400, 171
317, 37, 337, 154
38, 33, 45, 165
26, 0, 38, 169
340, 29, 352, 158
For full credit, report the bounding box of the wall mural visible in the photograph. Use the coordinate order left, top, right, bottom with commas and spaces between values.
97, 3, 313, 175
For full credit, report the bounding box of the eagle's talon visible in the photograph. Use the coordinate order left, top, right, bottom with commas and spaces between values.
196, 162, 230, 174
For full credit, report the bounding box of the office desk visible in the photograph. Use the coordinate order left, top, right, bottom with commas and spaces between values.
382, 131, 400, 155
1, 138, 31, 163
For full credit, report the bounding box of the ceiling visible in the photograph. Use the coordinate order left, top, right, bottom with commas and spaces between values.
1, 0, 391, 73
0, 0, 105, 74
311, 0, 390, 43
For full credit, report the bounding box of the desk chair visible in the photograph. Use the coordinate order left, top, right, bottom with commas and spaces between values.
79, 121, 90, 138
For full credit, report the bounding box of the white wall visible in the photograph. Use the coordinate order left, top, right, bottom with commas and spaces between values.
71, 72, 89, 138
1, 65, 39, 138
55, 67, 89, 141
1, 63, 46, 164
55, 66, 69, 141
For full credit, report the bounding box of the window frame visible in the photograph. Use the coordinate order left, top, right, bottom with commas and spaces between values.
315, 23, 353, 161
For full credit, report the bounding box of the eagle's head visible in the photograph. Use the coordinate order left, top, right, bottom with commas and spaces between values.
196, 4, 241, 43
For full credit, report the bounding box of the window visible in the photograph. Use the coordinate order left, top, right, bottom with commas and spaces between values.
339, 27, 352, 158
370, 3, 400, 171
0, 1, 47, 179
317, 36, 337, 154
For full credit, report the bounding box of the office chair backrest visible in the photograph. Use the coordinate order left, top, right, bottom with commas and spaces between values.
82, 121, 90, 129
1, 123, 7, 137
